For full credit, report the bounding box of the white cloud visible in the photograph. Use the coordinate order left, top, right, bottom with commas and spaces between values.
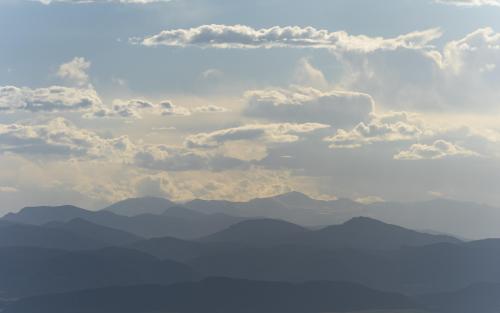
0, 118, 134, 159
336, 27, 500, 112
159, 100, 191, 116
244, 86, 374, 128
200, 69, 224, 80
88, 99, 155, 119
430, 27, 500, 74
435, 0, 500, 6
0, 85, 102, 113
192, 104, 228, 113
355, 195, 385, 204
87, 99, 192, 119
57, 57, 91, 87
131, 167, 320, 202
137, 24, 442, 53
134, 144, 245, 171
185, 123, 329, 149
394, 140, 480, 160
293, 58, 328, 88
325, 111, 426, 148
0, 186, 18, 193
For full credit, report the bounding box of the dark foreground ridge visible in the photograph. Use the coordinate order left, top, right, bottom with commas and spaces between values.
4, 277, 416, 313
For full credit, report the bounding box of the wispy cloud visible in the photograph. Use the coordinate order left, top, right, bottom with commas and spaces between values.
435, 0, 500, 6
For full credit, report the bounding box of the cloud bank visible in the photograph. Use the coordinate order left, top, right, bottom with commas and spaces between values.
138, 24, 442, 53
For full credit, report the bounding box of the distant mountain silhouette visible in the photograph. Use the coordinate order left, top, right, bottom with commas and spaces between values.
202, 218, 309, 245
3, 205, 97, 225
45, 218, 143, 246
103, 197, 177, 217
2, 204, 245, 239
0, 246, 198, 298
295, 217, 461, 250
4, 277, 417, 313
162, 206, 207, 219
0, 223, 104, 250
6, 194, 500, 239
202, 217, 460, 250
127, 236, 206, 261
188, 238, 500, 295
355, 199, 499, 240
185, 193, 500, 239
419, 282, 500, 313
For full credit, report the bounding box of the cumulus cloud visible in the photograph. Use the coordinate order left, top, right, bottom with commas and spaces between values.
192, 104, 228, 113
0, 118, 134, 159
134, 144, 245, 171
430, 27, 500, 74
336, 27, 500, 112
244, 86, 374, 128
88, 99, 155, 119
57, 57, 91, 87
394, 140, 480, 160
435, 0, 500, 6
132, 167, 317, 202
324, 111, 426, 148
137, 24, 442, 53
87, 99, 192, 118
159, 100, 191, 116
185, 123, 329, 149
0, 85, 102, 113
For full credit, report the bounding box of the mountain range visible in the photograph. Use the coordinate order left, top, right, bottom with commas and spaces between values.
3, 277, 417, 313
1, 193, 499, 313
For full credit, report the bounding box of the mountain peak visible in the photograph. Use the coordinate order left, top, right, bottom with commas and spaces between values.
274, 191, 312, 200
104, 197, 176, 217
2, 205, 90, 225
343, 216, 388, 226
202, 218, 309, 244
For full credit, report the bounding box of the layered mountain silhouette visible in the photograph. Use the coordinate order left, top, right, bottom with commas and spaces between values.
419, 282, 500, 313
0, 223, 104, 250
5, 192, 500, 239
189, 239, 500, 295
184, 192, 500, 239
202, 217, 460, 250
3, 204, 245, 239
45, 218, 143, 246
0, 246, 198, 298
1, 193, 499, 313
202, 218, 309, 245
3, 277, 417, 313
103, 197, 177, 216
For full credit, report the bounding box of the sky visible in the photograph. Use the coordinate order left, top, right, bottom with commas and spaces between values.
1, 0, 500, 213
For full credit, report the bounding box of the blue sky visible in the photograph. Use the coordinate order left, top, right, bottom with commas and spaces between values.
1, 0, 500, 212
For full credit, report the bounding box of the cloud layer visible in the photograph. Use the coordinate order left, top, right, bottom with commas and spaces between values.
244, 87, 374, 128
0, 86, 101, 113
138, 24, 442, 53
0, 118, 133, 159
